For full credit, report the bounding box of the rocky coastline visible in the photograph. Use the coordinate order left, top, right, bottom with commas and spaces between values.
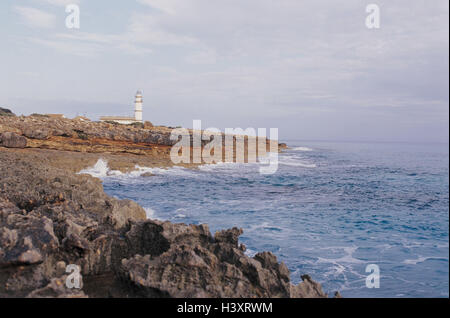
0, 110, 336, 298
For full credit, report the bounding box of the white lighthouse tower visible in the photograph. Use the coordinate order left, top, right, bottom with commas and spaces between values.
100, 90, 144, 124
134, 90, 143, 122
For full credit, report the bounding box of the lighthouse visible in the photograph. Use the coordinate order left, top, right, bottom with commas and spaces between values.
134, 90, 143, 122
100, 90, 144, 124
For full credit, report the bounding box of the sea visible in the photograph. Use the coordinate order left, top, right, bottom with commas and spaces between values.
81, 141, 449, 297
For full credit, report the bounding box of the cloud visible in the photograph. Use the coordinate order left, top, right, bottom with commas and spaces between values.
14, 6, 56, 29
53, 32, 154, 56
28, 10, 199, 57
35, 0, 80, 7
185, 48, 218, 64
29, 37, 102, 57
126, 13, 198, 46
137, 0, 180, 15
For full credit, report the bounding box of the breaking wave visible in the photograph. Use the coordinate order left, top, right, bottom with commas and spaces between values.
78, 159, 122, 178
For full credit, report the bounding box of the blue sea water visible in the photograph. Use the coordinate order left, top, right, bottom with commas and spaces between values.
93, 141, 449, 297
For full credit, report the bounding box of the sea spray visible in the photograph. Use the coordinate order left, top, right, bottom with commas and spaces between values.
78, 158, 111, 178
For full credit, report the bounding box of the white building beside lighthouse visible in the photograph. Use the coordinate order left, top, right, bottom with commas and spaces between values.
100, 91, 144, 125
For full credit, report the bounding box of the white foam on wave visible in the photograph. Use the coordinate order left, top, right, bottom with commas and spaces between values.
199, 161, 249, 172
145, 207, 167, 221
144, 207, 158, 219
170, 208, 188, 219
259, 151, 317, 169
291, 146, 313, 152
199, 158, 284, 174
403, 256, 429, 265
78, 159, 195, 179
199, 151, 316, 172
316, 246, 365, 265
246, 221, 285, 233
244, 248, 257, 257
279, 160, 317, 168
402, 256, 448, 265
76, 153, 317, 179
79, 161, 162, 222
78, 158, 123, 178
78, 147, 317, 180
134, 165, 193, 177
278, 153, 317, 168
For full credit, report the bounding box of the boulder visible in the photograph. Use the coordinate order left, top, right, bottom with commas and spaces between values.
0, 213, 59, 267
117, 220, 329, 298
290, 275, 328, 298
110, 199, 147, 229
0, 132, 27, 148
23, 127, 50, 140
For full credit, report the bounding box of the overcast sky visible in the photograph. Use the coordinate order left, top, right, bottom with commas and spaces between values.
1, 0, 448, 142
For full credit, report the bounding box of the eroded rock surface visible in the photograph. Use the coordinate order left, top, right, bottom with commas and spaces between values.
0, 136, 334, 298
117, 222, 327, 298
0, 115, 176, 157
0, 132, 27, 148
0, 115, 285, 160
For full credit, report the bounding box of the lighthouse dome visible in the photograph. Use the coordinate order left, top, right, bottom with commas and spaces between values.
136, 90, 143, 96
